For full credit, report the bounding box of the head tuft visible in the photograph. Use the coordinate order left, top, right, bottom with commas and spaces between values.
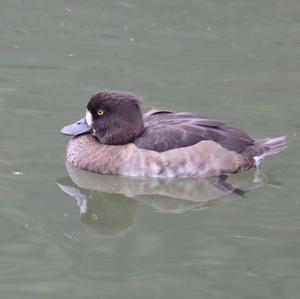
87, 91, 141, 112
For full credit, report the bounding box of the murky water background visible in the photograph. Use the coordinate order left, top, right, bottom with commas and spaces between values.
1, 0, 300, 298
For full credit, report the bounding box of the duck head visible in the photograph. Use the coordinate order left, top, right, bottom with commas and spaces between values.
61, 91, 144, 145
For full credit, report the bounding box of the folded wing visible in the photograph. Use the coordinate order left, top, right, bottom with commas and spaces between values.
134, 110, 254, 153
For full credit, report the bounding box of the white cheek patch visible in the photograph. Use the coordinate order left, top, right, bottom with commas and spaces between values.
85, 110, 93, 127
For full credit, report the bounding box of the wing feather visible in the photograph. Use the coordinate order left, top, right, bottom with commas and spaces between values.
134, 110, 254, 152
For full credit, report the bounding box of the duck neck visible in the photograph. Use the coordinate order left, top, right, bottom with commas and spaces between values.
96, 119, 144, 145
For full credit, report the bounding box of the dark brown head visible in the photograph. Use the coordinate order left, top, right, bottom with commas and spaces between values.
61, 91, 144, 144
82, 91, 144, 145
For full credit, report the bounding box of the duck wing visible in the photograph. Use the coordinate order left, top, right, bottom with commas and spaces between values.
134, 110, 254, 153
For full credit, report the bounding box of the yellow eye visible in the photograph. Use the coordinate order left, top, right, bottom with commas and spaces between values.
97, 109, 104, 116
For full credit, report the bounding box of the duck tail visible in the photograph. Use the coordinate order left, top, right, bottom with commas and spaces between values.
253, 136, 288, 166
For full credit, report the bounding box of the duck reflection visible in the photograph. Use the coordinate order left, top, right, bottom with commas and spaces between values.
58, 162, 263, 237
58, 181, 138, 238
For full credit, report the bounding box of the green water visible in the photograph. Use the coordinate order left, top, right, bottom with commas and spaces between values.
1, 0, 300, 298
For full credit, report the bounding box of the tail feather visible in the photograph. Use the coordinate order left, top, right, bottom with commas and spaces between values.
254, 136, 287, 166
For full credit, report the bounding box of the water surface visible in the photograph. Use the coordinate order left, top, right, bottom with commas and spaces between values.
1, 0, 300, 298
